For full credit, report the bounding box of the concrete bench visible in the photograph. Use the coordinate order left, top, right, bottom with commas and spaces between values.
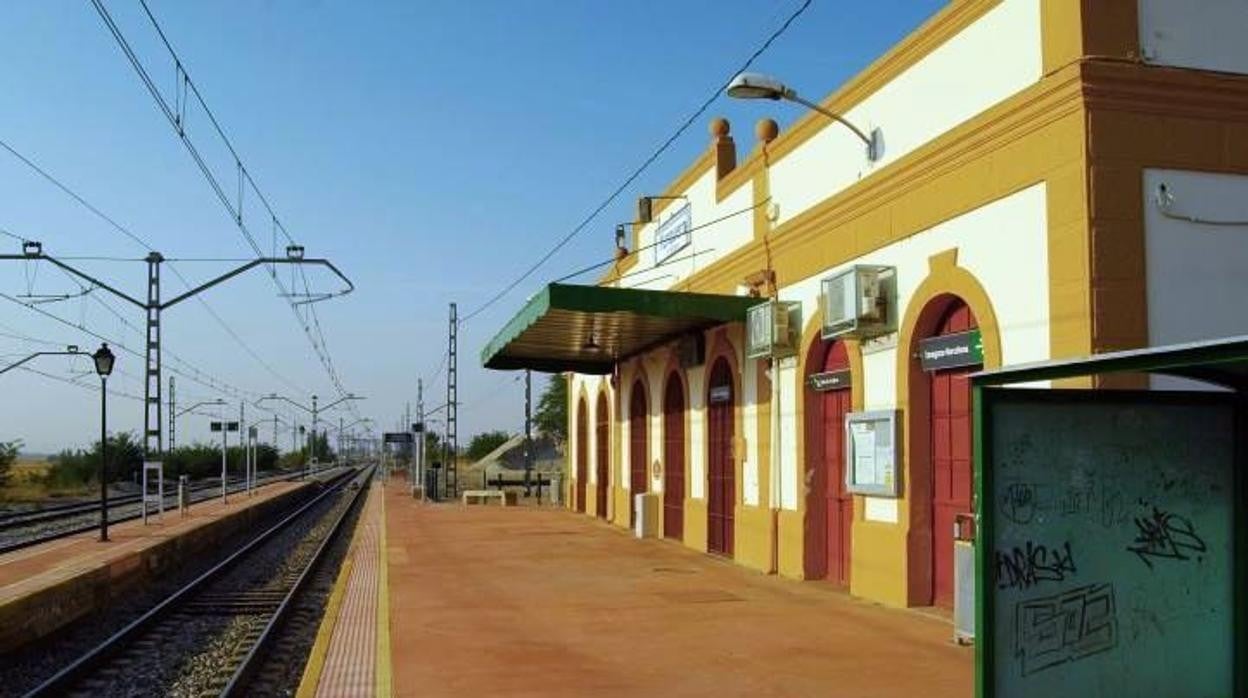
461, 489, 509, 507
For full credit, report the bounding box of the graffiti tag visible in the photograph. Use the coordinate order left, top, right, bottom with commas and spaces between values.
1125, 506, 1207, 570
1015, 583, 1117, 677
995, 541, 1077, 590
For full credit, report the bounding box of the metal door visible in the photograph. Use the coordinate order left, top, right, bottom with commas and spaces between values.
707, 358, 735, 556
595, 392, 609, 519
821, 343, 853, 587
628, 381, 648, 527
930, 301, 978, 608
663, 374, 685, 540
575, 399, 588, 512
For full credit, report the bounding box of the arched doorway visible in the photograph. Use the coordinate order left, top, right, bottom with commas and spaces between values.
628, 380, 648, 527
575, 397, 588, 512
706, 357, 735, 556
803, 340, 852, 586
595, 392, 609, 519
663, 372, 685, 540
925, 298, 979, 608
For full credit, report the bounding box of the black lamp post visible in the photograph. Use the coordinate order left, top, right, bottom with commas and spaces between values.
92, 342, 115, 542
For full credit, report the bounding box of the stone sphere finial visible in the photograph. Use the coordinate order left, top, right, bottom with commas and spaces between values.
755, 118, 779, 144
709, 117, 730, 139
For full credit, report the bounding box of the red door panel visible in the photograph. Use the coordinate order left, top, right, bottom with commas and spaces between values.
930, 301, 977, 608
629, 383, 648, 527
819, 341, 852, 587
663, 376, 685, 540
707, 359, 735, 557
576, 402, 588, 512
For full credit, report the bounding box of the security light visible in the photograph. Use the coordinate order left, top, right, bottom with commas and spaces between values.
727, 72, 881, 161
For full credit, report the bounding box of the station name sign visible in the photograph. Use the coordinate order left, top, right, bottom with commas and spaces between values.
918, 329, 983, 371
210, 421, 240, 432
654, 203, 692, 264
807, 369, 851, 392
383, 432, 414, 444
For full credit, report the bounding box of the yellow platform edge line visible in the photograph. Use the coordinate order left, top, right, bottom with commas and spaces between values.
296, 555, 353, 698
376, 481, 393, 697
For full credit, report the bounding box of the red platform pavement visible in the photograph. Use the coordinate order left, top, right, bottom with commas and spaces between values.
299, 478, 390, 698
0, 478, 309, 652
382, 487, 972, 698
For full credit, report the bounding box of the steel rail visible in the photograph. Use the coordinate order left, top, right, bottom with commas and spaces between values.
22, 466, 364, 697
221, 467, 373, 695
0, 469, 319, 556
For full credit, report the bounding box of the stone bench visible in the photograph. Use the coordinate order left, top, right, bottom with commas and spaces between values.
461, 489, 509, 507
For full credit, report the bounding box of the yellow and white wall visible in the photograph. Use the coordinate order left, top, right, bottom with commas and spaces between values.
563, 0, 1248, 608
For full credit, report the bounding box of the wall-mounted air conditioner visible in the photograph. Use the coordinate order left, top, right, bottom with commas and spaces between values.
746, 299, 800, 359
821, 265, 895, 339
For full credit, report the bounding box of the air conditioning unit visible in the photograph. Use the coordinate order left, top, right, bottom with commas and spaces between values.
746, 300, 800, 359
822, 265, 895, 339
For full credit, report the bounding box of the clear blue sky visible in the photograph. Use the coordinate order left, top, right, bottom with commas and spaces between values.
0, 0, 943, 454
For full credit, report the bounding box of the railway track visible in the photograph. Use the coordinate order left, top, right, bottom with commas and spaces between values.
0, 468, 338, 555
21, 465, 372, 698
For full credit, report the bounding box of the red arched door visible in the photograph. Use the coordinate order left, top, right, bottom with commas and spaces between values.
820, 342, 853, 586
595, 392, 609, 519
707, 358, 735, 556
930, 300, 979, 608
575, 398, 588, 512
663, 373, 685, 540
629, 381, 649, 527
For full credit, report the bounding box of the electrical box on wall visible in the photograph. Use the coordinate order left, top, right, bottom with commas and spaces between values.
745, 299, 800, 359
822, 265, 896, 339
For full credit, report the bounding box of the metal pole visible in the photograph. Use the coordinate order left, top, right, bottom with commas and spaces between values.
417, 378, 424, 493
446, 302, 458, 499
221, 411, 228, 504
311, 394, 319, 474
525, 368, 533, 498
143, 252, 163, 462
168, 375, 176, 452
99, 375, 109, 542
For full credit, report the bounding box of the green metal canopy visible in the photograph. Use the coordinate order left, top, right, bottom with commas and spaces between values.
481, 283, 760, 373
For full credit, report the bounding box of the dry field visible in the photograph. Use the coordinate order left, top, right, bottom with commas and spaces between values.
1, 458, 90, 502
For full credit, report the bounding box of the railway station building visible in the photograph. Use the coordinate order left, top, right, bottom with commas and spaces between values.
482, 0, 1248, 609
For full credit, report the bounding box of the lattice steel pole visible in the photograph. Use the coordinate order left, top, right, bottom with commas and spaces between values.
446, 302, 458, 499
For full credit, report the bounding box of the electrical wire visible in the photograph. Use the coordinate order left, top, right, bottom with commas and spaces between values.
0, 139, 307, 397
91, 0, 353, 401
457, 0, 813, 324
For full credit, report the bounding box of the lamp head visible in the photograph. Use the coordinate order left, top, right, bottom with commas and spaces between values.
726, 72, 790, 101
92, 343, 115, 377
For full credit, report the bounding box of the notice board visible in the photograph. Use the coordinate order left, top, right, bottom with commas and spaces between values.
981, 389, 1237, 698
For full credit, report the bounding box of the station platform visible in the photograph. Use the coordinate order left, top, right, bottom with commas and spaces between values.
0, 476, 312, 653
304, 477, 971, 698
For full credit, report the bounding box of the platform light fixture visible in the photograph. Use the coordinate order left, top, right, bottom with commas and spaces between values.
285, 244, 305, 260
92, 342, 115, 542
21, 240, 42, 258
726, 72, 881, 162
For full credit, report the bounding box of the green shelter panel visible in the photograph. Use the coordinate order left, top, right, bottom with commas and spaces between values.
984, 390, 1235, 698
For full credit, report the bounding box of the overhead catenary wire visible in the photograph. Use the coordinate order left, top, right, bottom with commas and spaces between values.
88, 0, 353, 399
457, 0, 813, 325
0, 139, 307, 397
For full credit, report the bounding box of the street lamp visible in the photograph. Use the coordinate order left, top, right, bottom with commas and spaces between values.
726, 72, 881, 161
92, 343, 115, 542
